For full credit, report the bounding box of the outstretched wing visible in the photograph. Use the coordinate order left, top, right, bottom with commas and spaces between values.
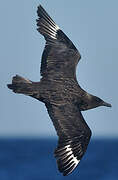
37, 5, 81, 79
45, 102, 91, 176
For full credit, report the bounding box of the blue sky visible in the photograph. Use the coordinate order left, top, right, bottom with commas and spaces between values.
0, 0, 118, 138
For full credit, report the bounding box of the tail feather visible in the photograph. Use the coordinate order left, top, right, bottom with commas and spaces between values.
7, 75, 33, 95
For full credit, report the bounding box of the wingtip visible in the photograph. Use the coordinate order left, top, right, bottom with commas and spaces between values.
54, 142, 81, 176
37, 4, 42, 15
37, 4, 42, 9
37, 4, 46, 14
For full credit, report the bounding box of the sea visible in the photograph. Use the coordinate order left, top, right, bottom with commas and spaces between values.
0, 138, 118, 180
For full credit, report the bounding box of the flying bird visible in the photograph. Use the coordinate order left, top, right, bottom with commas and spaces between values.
7, 5, 111, 176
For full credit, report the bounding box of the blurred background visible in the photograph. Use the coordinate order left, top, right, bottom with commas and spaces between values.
0, 0, 118, 179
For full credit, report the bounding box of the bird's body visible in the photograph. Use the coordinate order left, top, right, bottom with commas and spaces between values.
7, 5, 111, 176
33, 78, 83, 105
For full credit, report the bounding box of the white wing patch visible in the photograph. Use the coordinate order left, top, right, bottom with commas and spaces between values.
55, 142, 82, 175
48, 24, 60, 39
66, 145, 80, 166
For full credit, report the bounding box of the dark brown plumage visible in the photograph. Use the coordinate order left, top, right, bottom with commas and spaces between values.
7, 5, 111, 176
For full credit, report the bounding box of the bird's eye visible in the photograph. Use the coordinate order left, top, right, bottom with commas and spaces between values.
96, 98, 101, 103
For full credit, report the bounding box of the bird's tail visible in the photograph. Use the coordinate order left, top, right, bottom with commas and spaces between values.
7, 75, 35, 96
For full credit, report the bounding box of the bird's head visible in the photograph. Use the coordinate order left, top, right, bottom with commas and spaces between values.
80, 94, 112, 111
92, 96, 112, 108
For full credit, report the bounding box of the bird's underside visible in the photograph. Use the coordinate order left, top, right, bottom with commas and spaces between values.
7, 5, 111, 176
